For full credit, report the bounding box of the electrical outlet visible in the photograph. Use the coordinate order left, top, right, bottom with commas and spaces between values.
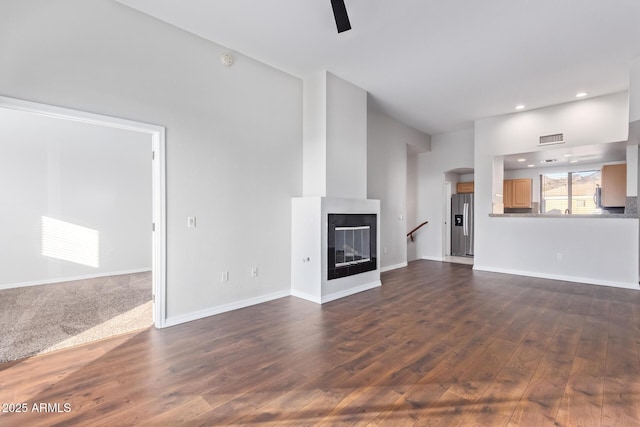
187, 216, 196, 228
383, 247, 388, 254
251, 267, 258, 278
556, 253, 563, 261
221, 271, 229, 282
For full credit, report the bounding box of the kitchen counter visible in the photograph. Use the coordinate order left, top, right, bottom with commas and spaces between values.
489, 212, 638, 218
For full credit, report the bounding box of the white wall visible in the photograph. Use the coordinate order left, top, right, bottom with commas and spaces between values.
479, 92, 629, 156
0, 0, 303, 321
476, 217, 638, 289
406, 149, 419, 261
459, 173, 475, 183
0, 108, 151, 288
630, 57, 640, 124
416, 128, 474, 260
326, 72, 368, 199
474, 92, 638, 288
302, 71, 367, 199
367, 100, 431, 269
302, 72, 327, 197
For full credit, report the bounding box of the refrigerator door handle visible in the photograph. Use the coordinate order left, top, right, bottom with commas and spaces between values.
463, 202, 469, 236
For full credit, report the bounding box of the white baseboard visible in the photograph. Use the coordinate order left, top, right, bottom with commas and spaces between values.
290, 289, 322, 304
0, 268, 152, 291
380, 262, 408, 273
473, 265, 640, 291
164, 290, 291, 327
420, 256, 444, 262
321, 280, 382, 304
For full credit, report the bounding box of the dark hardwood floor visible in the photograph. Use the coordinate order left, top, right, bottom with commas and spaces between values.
2, 260, 640, 426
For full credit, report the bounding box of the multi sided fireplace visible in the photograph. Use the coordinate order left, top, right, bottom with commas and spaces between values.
328, 213, 377, 280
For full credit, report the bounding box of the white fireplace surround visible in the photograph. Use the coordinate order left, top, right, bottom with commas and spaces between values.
291, 196, 381, 304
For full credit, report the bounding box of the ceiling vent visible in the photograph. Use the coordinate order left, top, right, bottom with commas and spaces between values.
539, 133, 565, 146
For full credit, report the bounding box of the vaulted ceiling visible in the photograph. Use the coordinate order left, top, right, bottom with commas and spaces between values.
117, 0, 640, 136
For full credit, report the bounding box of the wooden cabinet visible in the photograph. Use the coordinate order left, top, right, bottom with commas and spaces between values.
503, 178, 532, 209
601, 163, 626, 208
456, 181, 474, 194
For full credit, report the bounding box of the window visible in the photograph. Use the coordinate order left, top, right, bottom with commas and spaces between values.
540, 170, 601, 214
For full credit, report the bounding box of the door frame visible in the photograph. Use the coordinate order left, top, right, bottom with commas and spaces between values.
0, 96, 167, 328
443, 181, 452, 257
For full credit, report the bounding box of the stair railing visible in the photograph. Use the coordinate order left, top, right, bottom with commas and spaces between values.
407, 221, 428, 242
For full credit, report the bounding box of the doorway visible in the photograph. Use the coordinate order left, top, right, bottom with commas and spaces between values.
0, 96, 166, 361
442, 169, 474, 265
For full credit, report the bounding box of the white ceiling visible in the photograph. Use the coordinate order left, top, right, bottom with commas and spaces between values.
116, 0, 640, 136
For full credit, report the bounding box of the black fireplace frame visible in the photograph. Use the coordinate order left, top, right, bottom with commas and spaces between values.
328, 213, 377, 280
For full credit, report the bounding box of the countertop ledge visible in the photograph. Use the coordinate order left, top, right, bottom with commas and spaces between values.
489, 213, 638, 218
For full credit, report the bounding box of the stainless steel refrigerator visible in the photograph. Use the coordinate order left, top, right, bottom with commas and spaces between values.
451, 193, 474, 257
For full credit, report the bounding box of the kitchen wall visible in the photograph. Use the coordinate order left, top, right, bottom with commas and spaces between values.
504, 161, 622, 206
474, 92, 639, 289
367, 99, 431, 270
416, 128, 474, 260
1, 0, 303, 322
0, 107, 151, 288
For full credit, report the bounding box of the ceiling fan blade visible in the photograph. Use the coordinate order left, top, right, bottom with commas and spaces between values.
330, 0, 351, 33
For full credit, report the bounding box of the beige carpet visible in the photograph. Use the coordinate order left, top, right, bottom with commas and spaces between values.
0, 272, 152, 363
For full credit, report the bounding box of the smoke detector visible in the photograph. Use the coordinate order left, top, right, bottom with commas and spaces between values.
220, 53, 234, 67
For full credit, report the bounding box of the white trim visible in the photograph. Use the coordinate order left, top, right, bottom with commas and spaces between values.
421, 256, 445, 262
151, 127, 167, 328
444, 181, 452, 258
473, 265, 640, 291
0, 268, 152, 290
380, 262, 408, 273
290, 289, 322, 304
164, 291, 291, 327
321, 280, 381, 304
0, 96, 167, 328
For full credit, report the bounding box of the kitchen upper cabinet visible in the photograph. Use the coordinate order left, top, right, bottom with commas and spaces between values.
457, 181, 474, 194
601, 163, 626, 208
504, 178, 532, 209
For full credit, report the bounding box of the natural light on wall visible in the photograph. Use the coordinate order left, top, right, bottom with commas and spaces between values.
41, 216, 100, 268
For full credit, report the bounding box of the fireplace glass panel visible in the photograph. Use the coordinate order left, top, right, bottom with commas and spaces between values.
328, 213, 377, 280
335, 226, 370, 267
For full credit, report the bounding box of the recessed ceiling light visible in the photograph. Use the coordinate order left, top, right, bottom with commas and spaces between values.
517, 158, 526, 162
527, 164, 535, 168
563, 154, 572, 157
515, 105, 525, 110
570, 160, 579, 163
576, 92, 588, 98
